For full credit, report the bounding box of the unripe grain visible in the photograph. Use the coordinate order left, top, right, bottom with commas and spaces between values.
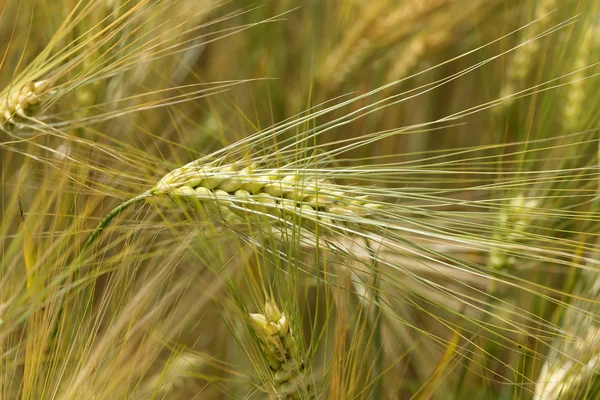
0, 80, 50, 126
152, 160, 382, 230
250, 300, 313, 399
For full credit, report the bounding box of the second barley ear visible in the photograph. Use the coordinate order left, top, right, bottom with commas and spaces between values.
249, 299, 314, 399
0, 80, 51, 127
488, 194, 538, 270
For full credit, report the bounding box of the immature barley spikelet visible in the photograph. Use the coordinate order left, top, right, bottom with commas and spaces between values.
0, 80, 50, 126
387, 30, 450, 82
250, 300, 313, 399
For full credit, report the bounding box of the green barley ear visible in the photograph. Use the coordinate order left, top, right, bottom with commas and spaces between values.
80, 158, 384, 254
151, 160, 382, 230
499, 0, 557, 108
138, 352, 206, 397
249, 299, 313, 400
488, 194, 538, 270
562, 24, 600, 132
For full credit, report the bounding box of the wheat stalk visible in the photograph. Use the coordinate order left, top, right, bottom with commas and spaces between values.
0, 80, 50, 127
249, 299, 313, 400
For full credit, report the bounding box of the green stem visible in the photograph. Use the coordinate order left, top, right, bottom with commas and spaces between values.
80, 190, 152, 256
50, 191, 152, 343
365, 239, 382, 400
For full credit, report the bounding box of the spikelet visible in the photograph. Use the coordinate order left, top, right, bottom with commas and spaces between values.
488, 194, 538, 270
387, 36, 427, 83
151, 160, 382, 230
0, 80, 50, 127
249, 300, 313, 399
562, 25, 600, 131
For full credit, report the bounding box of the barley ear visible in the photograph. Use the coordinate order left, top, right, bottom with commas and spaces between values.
487, 194, 538, 271
498, 0, 556, 109
534, 268, 600, 400
151, 161, 383, 234
562, 25, 600, 131
0, 80, 51, 127
249, 299, 313, 399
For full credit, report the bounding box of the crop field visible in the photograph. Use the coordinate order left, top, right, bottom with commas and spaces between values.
1, 1, 599, 399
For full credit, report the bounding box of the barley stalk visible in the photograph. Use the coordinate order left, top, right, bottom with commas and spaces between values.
249, 299, 313, 399
78, 191, 152, 256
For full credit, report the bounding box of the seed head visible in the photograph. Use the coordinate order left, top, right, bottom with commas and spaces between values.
0, 80, 51, 126
152, 161, 383, 231
250, 300, 313, 399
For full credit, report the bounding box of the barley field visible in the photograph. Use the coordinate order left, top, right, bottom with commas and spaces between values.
1, 0, 599, 399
